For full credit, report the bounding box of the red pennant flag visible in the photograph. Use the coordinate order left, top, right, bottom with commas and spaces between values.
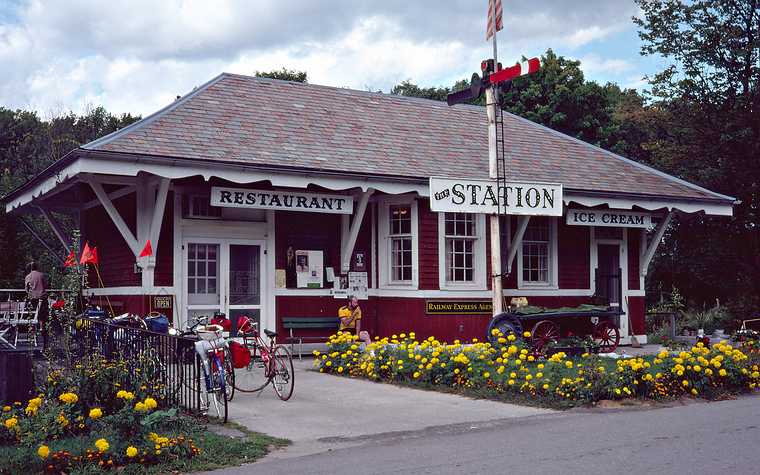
79, 242, 93, 265
139, 240, 153, 258
64, 249, 76, 268
88, 247, 99, 266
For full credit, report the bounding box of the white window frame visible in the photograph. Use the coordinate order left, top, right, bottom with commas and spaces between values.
517, 217, 558, 289
378, 196, 419, 289
438, 213, 487, 290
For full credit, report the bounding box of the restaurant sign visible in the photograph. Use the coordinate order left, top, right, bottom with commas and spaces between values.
429, 177, 563, 216
566, 208, 653, 228
211, 187, 353, 214
426, 300, 493, 315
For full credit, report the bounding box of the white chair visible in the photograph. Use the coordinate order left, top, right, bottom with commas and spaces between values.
0, 301, 14, 349
12, 300, 40, 347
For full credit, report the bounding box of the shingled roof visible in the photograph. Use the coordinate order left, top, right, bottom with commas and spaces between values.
82, 73, 729, 203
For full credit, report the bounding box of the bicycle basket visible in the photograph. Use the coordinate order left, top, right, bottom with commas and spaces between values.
229, 341, 251, 368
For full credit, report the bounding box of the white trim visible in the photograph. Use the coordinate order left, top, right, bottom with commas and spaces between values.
377, 195, 419, 289
81, 185, 136, 210
265, 210, 276, 336
437, 213, 487, 290
341, 189, 374, 272
173, 191, 184, 328
626, 290, 646, 297
564, 192, 733, 216
84, 175, 141, 256
274, 288, 597, 298
84, 287, 175, 296
517, 217, 558, 289
506, 215, 530, 274
640, 211, 674, 276
370, 202, 377, 289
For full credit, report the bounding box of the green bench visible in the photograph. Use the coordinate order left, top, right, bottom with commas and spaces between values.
282, 316, 340, 360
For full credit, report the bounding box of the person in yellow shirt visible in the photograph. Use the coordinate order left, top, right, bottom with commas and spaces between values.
338, 296, 371, 346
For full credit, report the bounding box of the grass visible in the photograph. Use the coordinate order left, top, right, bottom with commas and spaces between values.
0, 416, 289, 475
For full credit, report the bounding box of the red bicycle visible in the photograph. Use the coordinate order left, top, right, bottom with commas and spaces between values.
233, 324, 294, 401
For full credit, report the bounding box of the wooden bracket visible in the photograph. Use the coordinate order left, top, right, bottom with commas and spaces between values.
506, 215, 531, 274
640, 211, 674, 276
341, 189, 374, 273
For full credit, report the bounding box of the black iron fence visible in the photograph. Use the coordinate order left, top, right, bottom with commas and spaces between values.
71, 317, 203, 414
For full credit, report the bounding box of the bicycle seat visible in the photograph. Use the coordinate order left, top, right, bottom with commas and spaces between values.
264, 329, 277, 338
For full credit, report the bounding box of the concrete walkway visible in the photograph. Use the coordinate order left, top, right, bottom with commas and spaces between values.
227, 358, 553, 459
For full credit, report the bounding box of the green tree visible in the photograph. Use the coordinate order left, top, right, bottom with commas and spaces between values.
390, 81, 452, 102
634, 0, 760, 315
254, 68, 308, 83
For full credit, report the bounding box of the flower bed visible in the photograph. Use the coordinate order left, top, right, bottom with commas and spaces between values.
1, 355, 286, 474
313, 330, 760, 408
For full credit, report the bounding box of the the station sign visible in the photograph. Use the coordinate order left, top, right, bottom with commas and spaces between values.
566, 208, 653, 228
211, 187, 354, 214
429, 177, 563, 216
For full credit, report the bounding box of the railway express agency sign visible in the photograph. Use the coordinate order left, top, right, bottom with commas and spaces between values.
429, 177, 563, 216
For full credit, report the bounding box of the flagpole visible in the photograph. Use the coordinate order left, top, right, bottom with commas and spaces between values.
488, 0, 504, 316
93, 264, 115, 318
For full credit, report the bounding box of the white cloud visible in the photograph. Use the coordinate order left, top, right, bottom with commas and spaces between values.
0, 0, 643, 116
578, 54, 635, 75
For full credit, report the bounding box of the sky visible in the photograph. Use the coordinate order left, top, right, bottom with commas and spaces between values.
0, 0, 670, 118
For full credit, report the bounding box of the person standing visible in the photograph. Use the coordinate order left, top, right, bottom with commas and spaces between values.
24, 261, 49, 349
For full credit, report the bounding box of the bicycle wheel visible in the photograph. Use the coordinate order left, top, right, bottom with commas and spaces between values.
271, 345, 295, 401
207, 353, 228, 423
177, 346, 202, 403
233, 341, 270, 393
222, 347, 235, 401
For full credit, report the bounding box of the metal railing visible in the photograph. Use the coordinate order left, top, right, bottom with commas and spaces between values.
71, 317, 203, 414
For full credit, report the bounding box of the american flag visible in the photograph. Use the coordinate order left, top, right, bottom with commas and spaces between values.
486, 0, 503, 40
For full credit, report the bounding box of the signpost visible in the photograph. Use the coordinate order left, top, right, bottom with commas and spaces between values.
444, 1, 545, 316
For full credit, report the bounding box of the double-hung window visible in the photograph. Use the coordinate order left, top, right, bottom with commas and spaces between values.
518, 217, 557, 288
389, 205, 413, 282
378, 198, 418, 288
438, 213, 486, 289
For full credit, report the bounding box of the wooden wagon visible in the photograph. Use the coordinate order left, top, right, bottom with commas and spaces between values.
486, 304, 622, 353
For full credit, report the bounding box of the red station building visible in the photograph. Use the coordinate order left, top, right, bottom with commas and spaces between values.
4, 73, 735, 345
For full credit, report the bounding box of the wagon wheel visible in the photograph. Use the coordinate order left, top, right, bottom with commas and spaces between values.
592, 321, 620, 353
531, 320, 560, 354
487, 314, 523, 345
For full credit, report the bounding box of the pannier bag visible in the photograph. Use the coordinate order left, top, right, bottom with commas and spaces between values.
210, 314, 232, 331
229, 341, 251, 369
145, 313, 169, 333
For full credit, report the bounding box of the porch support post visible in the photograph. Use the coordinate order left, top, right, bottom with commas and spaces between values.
138, 178, 170, 289
341, 189, 374, 273
84, 176, 141, 256
505, 215, 531, 274
37, 206, 71, 254
640, 211, 674, 277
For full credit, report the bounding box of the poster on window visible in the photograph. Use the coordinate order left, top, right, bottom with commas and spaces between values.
295, 250, 324, 288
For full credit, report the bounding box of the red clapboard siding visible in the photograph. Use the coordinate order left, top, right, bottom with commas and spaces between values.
83, 193, 140, 287
558, 221, 590, 289
154, 191, 174, 287
628, 296, 646, 334
417, 199, 439, 290
627, 230, 641, 290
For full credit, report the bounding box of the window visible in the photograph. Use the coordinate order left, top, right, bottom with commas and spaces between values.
184, 194, 221, 219
438, 213, 486, 289
519, 217, 557, 287
187, 243, 219, 304
378, 198, 418, 288
389, 205, 413, 282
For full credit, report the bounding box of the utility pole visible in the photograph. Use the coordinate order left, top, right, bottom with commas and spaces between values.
488, 0, 503, 316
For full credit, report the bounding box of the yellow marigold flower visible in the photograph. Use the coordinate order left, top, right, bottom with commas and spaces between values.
134, 402, 147, 412
126, 446, 138, 458
682, 380, 689, 387
144, 398, 157, 410
693, 365, 701, 372
58, 393, 78, 404
508, 379, 515, 385
37, 445, 50, 459
523, 331, 531, 338
4, 417, 18, 429
413, 371, 421, 378
565, 361, 573, 369
691, 388, 698, 396
483, 372, 490, 379
2, 406, 9, 412
95, 438, 109, 453
89, 407, 103, 419
719, 368, 727, 377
